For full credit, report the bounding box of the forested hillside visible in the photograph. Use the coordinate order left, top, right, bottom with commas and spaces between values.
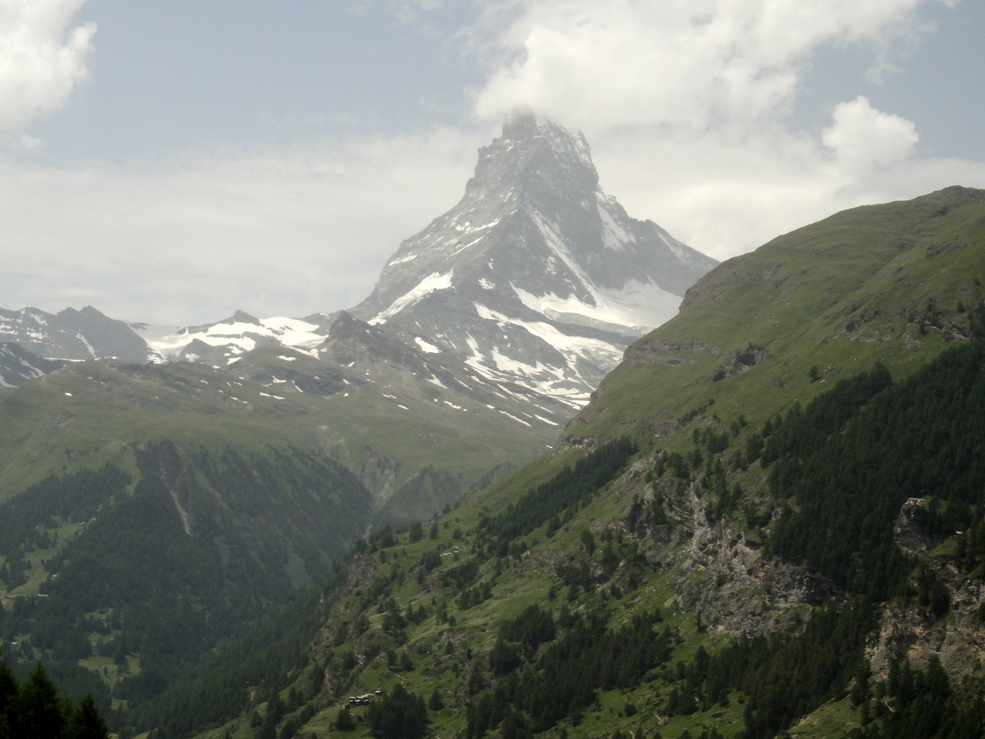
123, 187, 985, 739
0, 320, 555, 725
0, 441, 374, 727
766, 342, 985, 599
136, 338, 985, 739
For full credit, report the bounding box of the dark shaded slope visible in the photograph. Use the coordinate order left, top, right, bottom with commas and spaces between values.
0, 442, 372, 711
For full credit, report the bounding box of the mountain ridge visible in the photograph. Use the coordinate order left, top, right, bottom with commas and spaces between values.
564, 184, 985, 445
1, 113, 716, 420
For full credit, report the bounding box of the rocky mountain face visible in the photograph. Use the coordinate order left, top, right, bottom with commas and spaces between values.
0, 305, 152, 362
0, 342, 65, 387
351, 111, 717, 408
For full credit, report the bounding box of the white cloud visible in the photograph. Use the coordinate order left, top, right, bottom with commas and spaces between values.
472, 0, 937, 136
461, 0, 985, 261
3, 0, 983, 328
0, 128, 485, 324
0, 0, 95, 131
585, 126, 982, 263
822, 95, 919, 169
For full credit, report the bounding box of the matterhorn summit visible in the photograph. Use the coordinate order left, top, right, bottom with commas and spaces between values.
0, 113, 717, 425
351, 111, 718, 407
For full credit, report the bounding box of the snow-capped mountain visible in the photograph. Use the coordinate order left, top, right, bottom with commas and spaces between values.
228, 311, 575, 430
350, 111, 717, 407
2, 113, 716, 423
130, 310, 336, 365
0, 342, 65, 387
0, 305, 153, 362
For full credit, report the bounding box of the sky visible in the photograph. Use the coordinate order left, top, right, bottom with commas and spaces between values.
1, 0, 984, 325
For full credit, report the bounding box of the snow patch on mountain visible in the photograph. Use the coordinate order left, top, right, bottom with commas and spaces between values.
598, 198, 634, 251
414, 337, 441, 354
370, 272, 454, 325
466, 303, 619, 405
527, 208, 595, 293
513, 280, 678, 334
76, 332, 97, 359
134, 315, 325, 361
0, 342, 65, 387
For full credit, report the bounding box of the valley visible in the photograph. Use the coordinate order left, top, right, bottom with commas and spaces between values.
1, 118, 984, 739
129, 185, 985, 739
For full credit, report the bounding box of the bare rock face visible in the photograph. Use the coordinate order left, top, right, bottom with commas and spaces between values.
861, 509, 985, 683
666, 489, 985, 689
0, 342, 65, 387
672, 481, 842, 639
866, 595, 985, 683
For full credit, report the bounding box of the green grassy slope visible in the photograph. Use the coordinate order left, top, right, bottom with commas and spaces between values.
566, 185, 984, 446
0, 356, 552, 507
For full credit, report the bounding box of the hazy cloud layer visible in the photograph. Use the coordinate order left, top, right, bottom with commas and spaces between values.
0, 129, 484, 324
0, 0, 95, 131
3, 0, 984, 325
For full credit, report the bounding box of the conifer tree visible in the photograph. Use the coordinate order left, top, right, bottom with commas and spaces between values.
68, 695, 111, 739
16, 663, 64, 739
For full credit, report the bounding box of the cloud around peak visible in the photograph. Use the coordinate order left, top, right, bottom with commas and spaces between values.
471, 0, 937, 136
462, 0, 982, 262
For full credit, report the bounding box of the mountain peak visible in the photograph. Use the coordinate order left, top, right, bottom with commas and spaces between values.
465, 110, 596, 203
502, 106, 541, 135
351, 115, 718, 409
501, 108, 586, 150
0, 304, 153, 362
230, 310, 260, 325
327, 311, 368, 341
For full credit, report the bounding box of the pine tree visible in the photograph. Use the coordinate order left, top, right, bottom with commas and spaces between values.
334, 706, 355, 731
68, 695, 111, 739
16, 663, 65, 739
428, 689, 444, 711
